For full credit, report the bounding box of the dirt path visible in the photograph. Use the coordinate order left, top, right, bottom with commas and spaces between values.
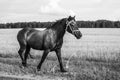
0, 72, 67, 80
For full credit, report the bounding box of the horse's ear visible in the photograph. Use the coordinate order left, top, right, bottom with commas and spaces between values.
67, 16, 72, 21
68, 15, 75, 19
68, 16, 71, 18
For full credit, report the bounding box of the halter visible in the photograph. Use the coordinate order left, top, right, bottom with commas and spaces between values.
65, 20, 79, 34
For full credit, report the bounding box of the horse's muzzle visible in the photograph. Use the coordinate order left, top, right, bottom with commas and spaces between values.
74, 31, 82, 39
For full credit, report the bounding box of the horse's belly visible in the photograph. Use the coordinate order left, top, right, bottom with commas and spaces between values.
31, 44, 43, 50
28, 39, 44, 50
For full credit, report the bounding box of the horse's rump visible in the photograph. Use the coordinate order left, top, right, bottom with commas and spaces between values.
17, 28, 33, 46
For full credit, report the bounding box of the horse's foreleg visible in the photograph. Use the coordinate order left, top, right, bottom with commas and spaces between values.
37, 50, 50, 71
55, 49, 67, 72
22, 46, 31, 67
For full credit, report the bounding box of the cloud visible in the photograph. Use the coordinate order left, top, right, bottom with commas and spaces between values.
40, 0, 67, 15
1, 0, 120, 22
40, 0, 78, 18
80, 0, 102, 4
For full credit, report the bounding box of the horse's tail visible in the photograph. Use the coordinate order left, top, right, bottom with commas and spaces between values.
17, 28, 32, 46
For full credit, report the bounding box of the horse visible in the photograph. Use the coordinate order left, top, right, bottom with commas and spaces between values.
17, 16, 82, 72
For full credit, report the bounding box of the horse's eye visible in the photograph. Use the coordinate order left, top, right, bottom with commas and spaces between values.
70, 23, 74, 26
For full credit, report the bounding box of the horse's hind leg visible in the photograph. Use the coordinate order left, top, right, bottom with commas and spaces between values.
22, 45, 31, 67
18, 46, 26, 62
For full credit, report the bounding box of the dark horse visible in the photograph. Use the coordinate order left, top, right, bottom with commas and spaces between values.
17, 16, 82, 72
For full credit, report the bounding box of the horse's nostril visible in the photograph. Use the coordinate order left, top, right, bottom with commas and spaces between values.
73, 31, 81, 39
77, 31, 82, 39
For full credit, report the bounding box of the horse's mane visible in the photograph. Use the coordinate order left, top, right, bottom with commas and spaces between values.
47, 18, 67, 29
55, 18, 67, 23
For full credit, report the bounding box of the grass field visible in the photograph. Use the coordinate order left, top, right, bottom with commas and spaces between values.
0, 28, 120, 80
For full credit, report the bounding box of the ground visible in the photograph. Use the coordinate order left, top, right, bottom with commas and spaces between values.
0, 28, 120, 80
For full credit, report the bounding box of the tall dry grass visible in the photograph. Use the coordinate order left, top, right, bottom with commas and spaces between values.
0, 28, 120, 80
0, 28, 120, 60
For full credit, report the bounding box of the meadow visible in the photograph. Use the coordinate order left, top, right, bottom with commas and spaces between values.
0, 28, 120, 80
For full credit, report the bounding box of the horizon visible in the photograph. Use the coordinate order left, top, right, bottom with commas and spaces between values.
0, 19, 120, 24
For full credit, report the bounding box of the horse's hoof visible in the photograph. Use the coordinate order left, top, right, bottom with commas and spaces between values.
61, 69, 67, 73
37, 69, 40, 71
22, 62, 27, 67
37, 68, 41, 71
30, 57, 34, 59
22, 64, 27, 67
19, 65, 25, 69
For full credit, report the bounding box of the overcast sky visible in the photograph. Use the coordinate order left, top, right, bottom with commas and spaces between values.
0, 0, 120, 23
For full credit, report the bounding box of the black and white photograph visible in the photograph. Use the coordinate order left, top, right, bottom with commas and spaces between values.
0, 0, 120, 80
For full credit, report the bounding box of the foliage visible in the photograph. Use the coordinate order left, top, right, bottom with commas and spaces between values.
0, 20, 120, 28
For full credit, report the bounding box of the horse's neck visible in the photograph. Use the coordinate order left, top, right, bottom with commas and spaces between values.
51, 23, 66, 40
57, 25, 66, 39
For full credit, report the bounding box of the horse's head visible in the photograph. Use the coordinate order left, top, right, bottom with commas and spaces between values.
66, 16, 82, 39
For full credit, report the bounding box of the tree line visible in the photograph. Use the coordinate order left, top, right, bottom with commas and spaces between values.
0, 20, 120, 28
